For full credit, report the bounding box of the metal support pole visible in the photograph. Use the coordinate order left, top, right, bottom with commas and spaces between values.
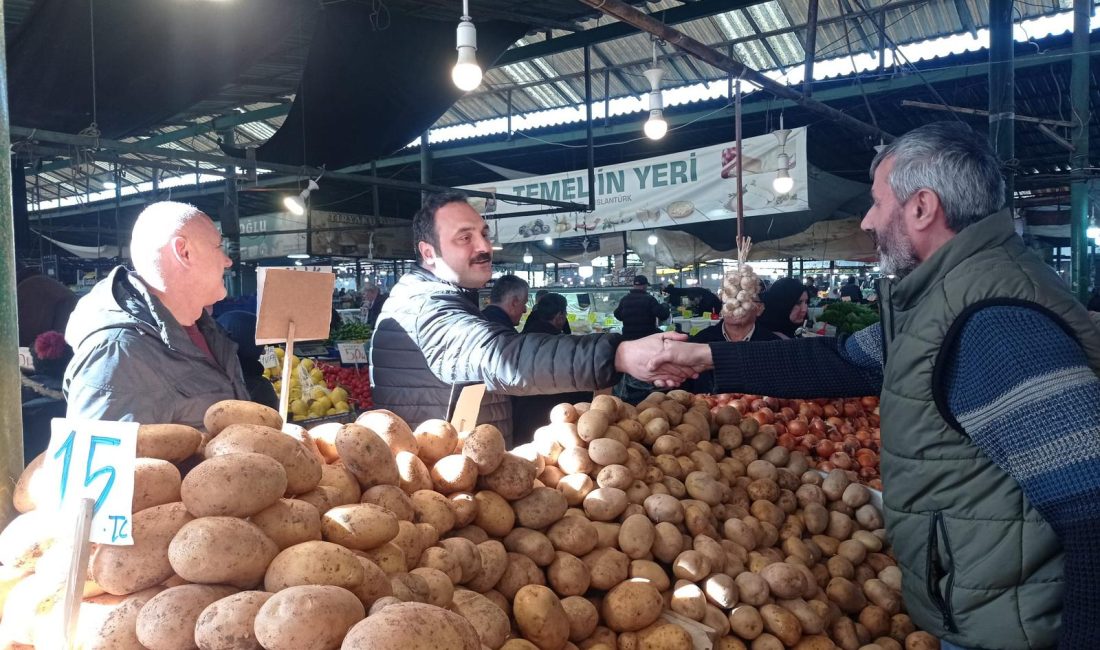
1070, 0, 1092, 300
787, 257, 794, 277
735, 78, 744, 240
803, 0, 819, 97
584, 46, 596, 213
370, 161, 380, 217
355, 258, 362, 292
420, 132, 431, 202
989, 0, 1015, 211
220, 129, 241, 297
0, 1, 25, 524
576, 0, 894, 142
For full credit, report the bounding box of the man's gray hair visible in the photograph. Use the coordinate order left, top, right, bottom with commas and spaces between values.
130, 201, 211, 277
489, 274, 529, 304
871, 121, 1005, 232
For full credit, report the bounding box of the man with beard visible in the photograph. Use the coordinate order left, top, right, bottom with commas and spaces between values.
369, 191, 693, 447
651, 122, 1100, 650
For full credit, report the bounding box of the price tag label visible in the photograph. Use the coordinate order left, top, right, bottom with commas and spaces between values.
603, 316, 615, 326
587, 312, 598, 323
259, 346, 279, 369
44, 419, 138, 545
566, 313, 577, 322
17, 347, 34, 371
337, 341, 369, 365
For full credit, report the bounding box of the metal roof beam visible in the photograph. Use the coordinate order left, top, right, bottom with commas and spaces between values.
495, 0, 769, 67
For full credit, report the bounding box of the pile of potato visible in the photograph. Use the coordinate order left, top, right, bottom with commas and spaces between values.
0, 392, 938, 650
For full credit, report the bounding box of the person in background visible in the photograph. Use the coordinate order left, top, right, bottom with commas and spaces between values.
615, 275, 670, 340
536, 289, 571, 334
513, 292, 591, 444
756, 277, 810, 339
64, 201, 250, 427
802, 275, 817, 298
369, 191, 691, 445
359, 282, 388, 327
650, 121, 1100, 650
523, 293, 568, 334
663, 285, 722, 317
16, 262, 78, 347
840, 275, 864, 302
216, 310, 279, 411
482, 274, 529, 328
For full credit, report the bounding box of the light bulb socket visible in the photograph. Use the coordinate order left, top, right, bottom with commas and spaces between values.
647, 90, 664, 112
456, 18, 477, 50
643, 67, 664, 93
772, 128, 792, 148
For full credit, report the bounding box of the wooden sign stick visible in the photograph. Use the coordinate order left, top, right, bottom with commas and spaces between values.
278, 321, 296, 423
62, 498, 95, 649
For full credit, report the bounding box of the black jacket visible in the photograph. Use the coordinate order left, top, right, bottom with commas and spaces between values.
362, 294, 388, 327
370, 267, 621, 445
689, 323, 778, 343
614, 289, 670, 341
840, 283, 864, 303
482, 305, 514, 328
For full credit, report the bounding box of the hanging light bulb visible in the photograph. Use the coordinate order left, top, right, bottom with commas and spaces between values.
284, 179, 320, 215
452, 0, 482, 92
491, 219, 503, 251
543, 235, 553, 246
522, 248, 533, 264
647, 231, 659, 246
642, 42, 667, 141
772, 114, 794, 195
578, 263, 594, 279
1087, 219, 1100, 239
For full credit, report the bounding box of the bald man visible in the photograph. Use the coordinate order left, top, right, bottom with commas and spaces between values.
64, 201, 250, 427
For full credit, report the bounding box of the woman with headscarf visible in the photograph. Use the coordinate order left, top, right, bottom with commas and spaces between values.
757, 277, 810, 339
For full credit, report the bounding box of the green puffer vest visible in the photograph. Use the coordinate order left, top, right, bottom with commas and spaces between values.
877, 209, 1100, 650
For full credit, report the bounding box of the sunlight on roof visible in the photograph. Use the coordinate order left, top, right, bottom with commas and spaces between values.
415, 10, 1092, 147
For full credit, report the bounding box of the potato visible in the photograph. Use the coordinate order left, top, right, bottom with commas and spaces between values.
626, 560, 668, 592
75, 587, 162, 650
265, 540, 365, 592
168, 517, 278, 588
514, 585, 571, 650
430, 454, 479, 494
650, 521, 682, 564
557, 595, 597, 643
362, 542, 407, 574
587, 438, 627, 467
496, 553, 545, 600
464, 540, 509, 593
283, 423, 326, 465
904, 631, 939, 650
347, 555, 392, 609
180, 452, 285, 517
91, 502, 192, 595
320, 503, 399, 551
856, 504, 885, 530
253, 585, 364, 650
547, 516, 598, 556
414, 419, 459, 466
582, 547, 629, 591
440, 537, 483, 584
249, 499, 321, 550
863, 579, 902, 615
390, 572, 431, 603
826, 577, 867, 614
135, 423, 203, 463
309, 463, 356, 506
759, 562, 807, 599
557, 473, 595, 506
672, 550, 711, 582
503, 527, 555, 566
643, 493, 684, 524
735, 572, 770, 606
135, 584, 238, 650
357, 409, 418, 456
453, 589, 511, 649
638, 622, 692, 650
671, 580, 707, 621
341, 601, 481, 650
760, 603, 804, 646
547, 551, 590, 597
0, 510, 57, 570
467, 490, 512, 538
194, 590, 272, 650
583, 488, 628, 522
594, 580, 662, 633
411, 489, 456, 533
204, 399, 281, 435
482, 453, 537, 501
206, 423, 322, 495
307, 422, 343, 463
357, 484, 411, 520
576, 409, 610, 443
295, 485, 341, 514
462, 424, 507, 474
393, 451, 433, 495
702, 573, 737, 609
618, 514, 656, 560
512, 487, 569, 530
337, 423, 401, 489
685, 471, 723, 506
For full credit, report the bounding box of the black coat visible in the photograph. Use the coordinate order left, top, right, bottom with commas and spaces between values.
363, 293, 388, 327
840, 283, 864, 303
689, 323, 778, 343
614, 289, 670, 340
482, 305, 514, 328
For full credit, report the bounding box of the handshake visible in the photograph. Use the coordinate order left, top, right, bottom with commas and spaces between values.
613, 332, 714, 388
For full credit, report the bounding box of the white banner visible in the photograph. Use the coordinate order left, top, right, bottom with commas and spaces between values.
460, 128, 808, 244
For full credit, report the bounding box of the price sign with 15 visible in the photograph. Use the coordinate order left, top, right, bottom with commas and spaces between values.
44, 419, 139, 545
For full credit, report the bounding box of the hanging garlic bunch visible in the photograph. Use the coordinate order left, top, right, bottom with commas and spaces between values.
720, 236, 760, 323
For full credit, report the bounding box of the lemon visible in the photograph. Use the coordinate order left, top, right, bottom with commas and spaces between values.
309, 386, 329, 401
314, 396, 333, 412
274, 347, 285, 359
272, 380, 282, 393
326, 408, 338, 416
290, 399, 308, 416
301, 358, 315, 371
330, 387, 348, 404
289, 388, 302, 401
335, 401, 350, 413
309, 368, 324, 384
290, 354, 300, 367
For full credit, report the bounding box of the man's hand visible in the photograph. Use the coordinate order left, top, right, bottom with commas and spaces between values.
646, 339, 714, 382
615, 332, 700, 388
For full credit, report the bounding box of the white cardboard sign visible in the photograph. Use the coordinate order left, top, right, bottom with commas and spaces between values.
17, 347, 34, 371
336, 341, 369, 365
44, 419, 139, 545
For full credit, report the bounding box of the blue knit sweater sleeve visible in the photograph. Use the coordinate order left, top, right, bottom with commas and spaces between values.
944, 306, 1100, 649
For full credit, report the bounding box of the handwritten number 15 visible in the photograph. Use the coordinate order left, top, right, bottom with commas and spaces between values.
54, 431, 120, 514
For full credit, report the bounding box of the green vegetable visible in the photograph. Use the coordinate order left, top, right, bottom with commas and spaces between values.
817, 302, 880, 335
330, 321, 373, 343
